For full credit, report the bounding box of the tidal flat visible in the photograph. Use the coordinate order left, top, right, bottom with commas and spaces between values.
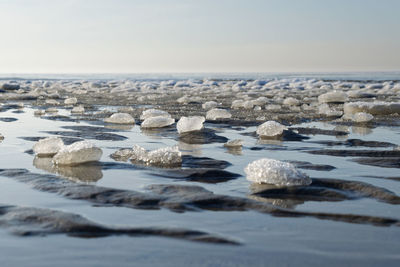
0, 75, 399, 266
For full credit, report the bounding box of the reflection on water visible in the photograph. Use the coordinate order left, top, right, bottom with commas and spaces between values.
249, 183, 304, 209
225, 147, 242, 156
333, 125, 350, 140
352, 126, 373, 136
33, 156, 103, 183
178, 141, 202, 156
256, 138, 283, 146
140, 128, 166, 140
104, 124, 134, 131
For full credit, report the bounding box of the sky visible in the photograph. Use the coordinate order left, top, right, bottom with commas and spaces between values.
0, 0, 399, 73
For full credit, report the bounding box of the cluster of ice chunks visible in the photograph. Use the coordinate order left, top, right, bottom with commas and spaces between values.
140, 109, 171, 120
104, 113, 135, 124
245, 158, 311, 186
122, 145, 182, 167
206, 108, 232, 120
33, 138, 102, 166
318, 91, 348, 103
176, 116, 205, 134
141, 116, 175, 128
52, 141, 103, 166
344, 102, 400, 116
256, 121, 287, 138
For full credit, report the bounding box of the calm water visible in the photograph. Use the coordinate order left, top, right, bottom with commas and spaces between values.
0, 104, 399, 266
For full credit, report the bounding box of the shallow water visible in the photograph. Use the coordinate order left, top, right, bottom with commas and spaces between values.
0, 104, 399, 266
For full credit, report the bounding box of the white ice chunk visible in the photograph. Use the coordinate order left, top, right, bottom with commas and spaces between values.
206, 108, 232, 120
318, 91, 348, 103
104, 113, 135, 124
318, 104, 343, 117
202, 101, 218, 110
45, 99, 59, 105
71, 105, 85, 114
352, 112, 374, 123
177, 116, 205, 134
245, 158, 311, 186
231, 100, 244, 109
33, 137, 65, 157
64, 97, 77, 105
52, 140, 102, 166
283, 97, 300, 106
256, 121, 287, 138
140, 109, 171, 120
141, 116, 175, 128
129, 145, 182, 167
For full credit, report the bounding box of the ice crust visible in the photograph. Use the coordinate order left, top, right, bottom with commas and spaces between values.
141, 116, 175, 128
206, 108, 232, 120
129, 145, 182, 167
177, 116, 205, 134
245, 158, 311, 186
52, 141, 102, 166
256, 121, 287, 137
140, 109, 171, 120
104, 113, 135, 124
33, 137, 65, 157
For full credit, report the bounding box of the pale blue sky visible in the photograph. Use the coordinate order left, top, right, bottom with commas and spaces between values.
0, 0, 399, 73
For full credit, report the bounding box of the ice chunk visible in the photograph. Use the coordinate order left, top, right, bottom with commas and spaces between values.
256, 121, 287, 138
283, 97, 300, 106
344, 101, 400, 115
118, 106, 134, 113
45, 99, 60, 105
318, 104, 343, 117
45, 108, 58, 113
129, 145, 182, 167
140, 109, 171, 120
110, 148, 136, 161
104, 113, 135, 124
33, 137, 65, 157
206, 108, 232, 120
224, 139, 243, 148
0, 134, 4, 141
352, 112, 374, 123
52, 140, 102, 166
245, 158, 311, 186
318, 91, 348, 103
202, 101, 218, 110
141, 116, 175, 128
64, 97, 77, 105
71, 105, 85, 114
34, 110, 45, 116
231, 100, 244, 109
177, 116, 205, 134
